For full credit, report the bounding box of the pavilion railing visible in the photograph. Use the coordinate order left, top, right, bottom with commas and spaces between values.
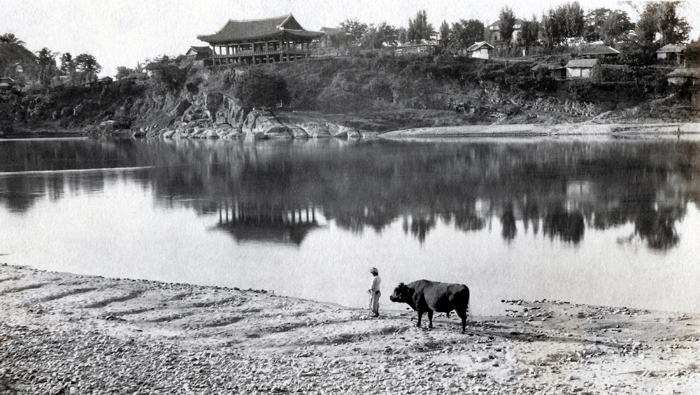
212, 49, 310, 59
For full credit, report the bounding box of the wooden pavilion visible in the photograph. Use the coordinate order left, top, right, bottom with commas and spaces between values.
197, 14, 324, 65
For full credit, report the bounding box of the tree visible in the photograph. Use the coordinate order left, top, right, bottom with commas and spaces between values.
636, 1, 690, 45
584, 8, 611, 42
407, 10, 435, 42
115, 66, 135, 80
397, 27, 408, 44
541, 10, 561, 49
600, 10, 633, 46
541, 2, 585, 48
518, 16, 540, 55
684, 36, 700, 67
36, 47, 57, 87
498, 6, 516, 49
439, 21, 450, 49
655, 1, 690, 45
360, 22, 398, 49
60, 53, 77, 85
564, 1, 585, 39
340, 18, 368, 43
449, 19, 485, 53
0, 33, 24, 46
74, 53, 102, 84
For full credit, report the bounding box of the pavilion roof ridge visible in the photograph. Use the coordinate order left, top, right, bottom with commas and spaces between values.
225, 13, 293, 24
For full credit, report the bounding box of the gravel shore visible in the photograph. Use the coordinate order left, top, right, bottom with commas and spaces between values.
2, 263, 700, 394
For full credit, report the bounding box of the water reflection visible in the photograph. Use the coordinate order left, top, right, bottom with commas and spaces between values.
1, 138, 699, 250
214, 202, 320, 245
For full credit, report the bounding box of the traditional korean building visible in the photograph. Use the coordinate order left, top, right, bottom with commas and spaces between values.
197, 14, 324, 65
185, 46, 213, 60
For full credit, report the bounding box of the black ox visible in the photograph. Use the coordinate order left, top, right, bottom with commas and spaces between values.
389, 280, 470, 333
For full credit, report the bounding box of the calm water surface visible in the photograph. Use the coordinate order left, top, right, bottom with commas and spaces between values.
1, 136, 699, 315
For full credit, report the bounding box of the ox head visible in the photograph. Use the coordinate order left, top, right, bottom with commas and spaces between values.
389, 282, 412, 304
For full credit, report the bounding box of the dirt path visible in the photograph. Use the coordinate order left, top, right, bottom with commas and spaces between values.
1, 263, 700, 394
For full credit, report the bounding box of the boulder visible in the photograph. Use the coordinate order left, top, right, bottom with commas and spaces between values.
204, 129, 219, 139
288, 125, 309, 139
162, 130, 176, 138
326, 123, 342, 137
340, 125, 361, 138
243, 109, 291, 139
298, 122, 332, 138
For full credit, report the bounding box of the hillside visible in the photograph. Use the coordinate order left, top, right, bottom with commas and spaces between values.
0, 43, 39, 82
1, 55, 698, 138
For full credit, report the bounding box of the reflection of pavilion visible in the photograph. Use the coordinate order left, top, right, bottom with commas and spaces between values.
214, 201, 320, 245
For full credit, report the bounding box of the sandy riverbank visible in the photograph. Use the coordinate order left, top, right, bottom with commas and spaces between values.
380, 122, 700, 139
1, 263, 700, 394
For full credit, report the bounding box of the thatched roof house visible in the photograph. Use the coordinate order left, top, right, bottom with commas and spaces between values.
197, 14, 324, 65
666, 68, 700, 85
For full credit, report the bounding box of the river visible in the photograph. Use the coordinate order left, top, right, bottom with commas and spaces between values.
1, 136, 699, 315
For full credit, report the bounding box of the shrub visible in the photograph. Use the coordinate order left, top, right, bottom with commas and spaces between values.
232, 69, 290, 108
149, 64, 188, 93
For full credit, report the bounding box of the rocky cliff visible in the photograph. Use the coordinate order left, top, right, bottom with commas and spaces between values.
3, 55, 697, 139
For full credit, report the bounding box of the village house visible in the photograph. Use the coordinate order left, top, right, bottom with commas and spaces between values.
197, 14, 324, 65
395, 39, 438, 56
466, 41, 494, 59
657, 44, 686, 65
487, 19, 523, 50
565, 58, 598, 79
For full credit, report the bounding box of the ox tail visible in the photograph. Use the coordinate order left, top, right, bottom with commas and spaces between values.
467, 298, 472, 321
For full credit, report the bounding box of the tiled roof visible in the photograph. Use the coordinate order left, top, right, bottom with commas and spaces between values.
466, 41, 494, 51
189, 46, 212, 53
198, 14, 324, 44
566, 59, 598, 68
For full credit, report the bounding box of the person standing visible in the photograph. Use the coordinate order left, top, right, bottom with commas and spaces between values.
368, 267, 381, 317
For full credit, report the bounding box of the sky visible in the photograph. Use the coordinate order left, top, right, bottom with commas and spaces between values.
2, 0, 699, 77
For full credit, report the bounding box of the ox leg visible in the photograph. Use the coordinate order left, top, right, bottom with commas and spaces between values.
427, 310, 433, 328
456, 309, 467, 333
416, 310, 423, 328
